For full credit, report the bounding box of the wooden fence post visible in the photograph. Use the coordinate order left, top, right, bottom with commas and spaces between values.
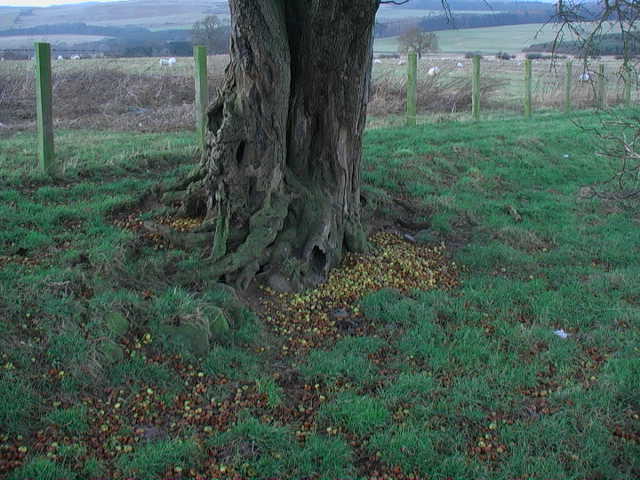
471, 55, 480, 121
597, 64, 606, 110
406, 50, 417, 126
564, 60, 572, 113
35, 42, 54, 173
524, 59, 532, 118
623, 65, 632, 107
472, 55, 480, 121
194, 45, 208, 151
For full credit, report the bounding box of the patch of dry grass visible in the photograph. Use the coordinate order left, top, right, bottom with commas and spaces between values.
0, 59, 226, 131
369, 65, 507, 115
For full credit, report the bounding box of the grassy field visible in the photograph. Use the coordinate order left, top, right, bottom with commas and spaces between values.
375, 21, 627, 55
1, 110, 639, 479
375, 7, 499, 21
376, 23, 581, 55
0, 55, 229, 76
0, 35, 112, 50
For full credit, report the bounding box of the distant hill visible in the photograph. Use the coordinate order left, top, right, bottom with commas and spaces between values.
0, 0, 231, 55
0, 6, 22, 29
0, 1, 555, 31
2, 0, 229, 31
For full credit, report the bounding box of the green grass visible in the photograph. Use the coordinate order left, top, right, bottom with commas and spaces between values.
115, 438, 201, 478
0, 129, 197, 183
1, 110, 639, 479
301, 336, 387, 386
318, 392, 391, 436
44, 405, 89, 435
208, 417, 355, 479
8, 458, 78, 480
0, 371, 38, 435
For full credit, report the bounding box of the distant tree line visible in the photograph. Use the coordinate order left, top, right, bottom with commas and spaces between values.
191, 16, 229, 54
386, 0, 553, 12
376, 9, 558, 38
418, 11, 558, 32
525, 33, 640, 56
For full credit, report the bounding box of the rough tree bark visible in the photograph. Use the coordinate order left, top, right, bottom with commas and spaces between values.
169, 0, 379, 291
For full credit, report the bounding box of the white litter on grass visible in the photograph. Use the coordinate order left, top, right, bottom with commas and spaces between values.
553, 329, 570, 339
563, 154, 570, 158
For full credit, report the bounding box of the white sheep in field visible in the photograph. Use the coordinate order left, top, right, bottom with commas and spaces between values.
427, 66, 440, 76
397, 59, 406, 66
160, 57, 177, 66
57, 55, 64, 60
579, 72, 591, 82
456, 62, 464, 68
71, 55, 81, 60
373, 59, 382, 64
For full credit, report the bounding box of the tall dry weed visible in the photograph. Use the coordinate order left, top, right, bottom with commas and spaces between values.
0, 66, 224, 131
368, 67, 507, 116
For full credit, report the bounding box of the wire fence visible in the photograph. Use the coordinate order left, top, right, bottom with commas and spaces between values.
1, 45, 638, 167
367, 52, 639, 127
0, 49, 227, 134
1, 48, 106, 57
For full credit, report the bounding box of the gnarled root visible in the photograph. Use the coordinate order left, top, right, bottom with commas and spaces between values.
205, 193, 290, 289
141, 221, 211, 249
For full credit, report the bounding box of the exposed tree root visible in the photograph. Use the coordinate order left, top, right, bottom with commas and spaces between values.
141, 221, 211, 250
163, 165, 207, 194
205, 194, 290, 289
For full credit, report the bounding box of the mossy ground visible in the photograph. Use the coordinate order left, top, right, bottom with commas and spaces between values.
1, 110, 639, 479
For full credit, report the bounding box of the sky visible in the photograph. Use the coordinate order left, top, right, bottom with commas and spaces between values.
1, 0, 122, 6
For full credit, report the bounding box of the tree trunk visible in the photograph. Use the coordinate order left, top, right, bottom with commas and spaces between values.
176, 0, 379, 291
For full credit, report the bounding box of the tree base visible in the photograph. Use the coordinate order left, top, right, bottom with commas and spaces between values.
159, 0, 377, 291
